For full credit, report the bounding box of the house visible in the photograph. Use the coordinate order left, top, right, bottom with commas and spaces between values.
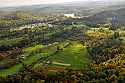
64, 13, 75, 18
48, 24, 53, 28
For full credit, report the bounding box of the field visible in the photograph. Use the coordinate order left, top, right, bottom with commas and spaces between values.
0, 40, 91, 77
49, 42, 91, 69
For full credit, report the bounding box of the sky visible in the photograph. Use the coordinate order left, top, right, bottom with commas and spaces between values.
0, 0, 123, 7
0, 0, 102, 7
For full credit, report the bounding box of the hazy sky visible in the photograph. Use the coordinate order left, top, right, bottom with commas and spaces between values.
0, 0, 103, 7
0, 0, 122, 7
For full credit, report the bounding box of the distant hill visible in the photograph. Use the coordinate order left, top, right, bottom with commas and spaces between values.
1, 0, 125, 26
84, 8, 125, 25
0, 0, 125, 16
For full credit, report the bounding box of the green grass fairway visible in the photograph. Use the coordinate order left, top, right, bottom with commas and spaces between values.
23, 44, 44, 55
0, 41, 91, 77
49, 42, 91, 69
0, 43, 58, 77
0, 64, 23, 77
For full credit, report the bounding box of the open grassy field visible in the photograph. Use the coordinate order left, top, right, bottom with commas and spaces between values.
0, 43, 58, 77
0, 39, 91, 77
48, 42, 91, 69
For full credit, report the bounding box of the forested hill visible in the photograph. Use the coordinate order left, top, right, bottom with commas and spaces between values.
84, 8, 125, 25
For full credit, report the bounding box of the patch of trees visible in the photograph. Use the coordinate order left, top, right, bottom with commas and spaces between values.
87, 36, 123, 64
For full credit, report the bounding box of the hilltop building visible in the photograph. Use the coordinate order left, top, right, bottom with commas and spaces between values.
64, 13, 75, 18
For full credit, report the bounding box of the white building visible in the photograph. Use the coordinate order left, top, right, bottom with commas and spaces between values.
64, 13, 75, 18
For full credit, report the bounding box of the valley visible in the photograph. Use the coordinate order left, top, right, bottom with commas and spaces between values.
1, 0, 125, 83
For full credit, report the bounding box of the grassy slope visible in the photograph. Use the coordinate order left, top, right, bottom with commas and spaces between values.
0, 64, 23, 77
49, 42, 91, 69
0, 43, 58, 77
0, 41, 91, 77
